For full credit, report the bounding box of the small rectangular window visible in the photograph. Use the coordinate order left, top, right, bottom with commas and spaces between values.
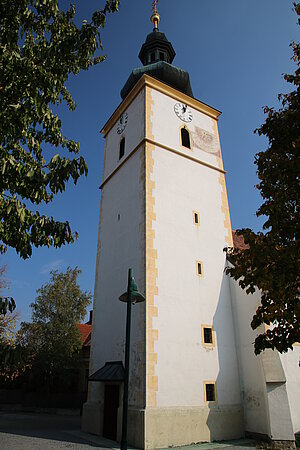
201, 325, 214, 347
203, 327, 213, 344
196, 261, 203, 276
193, 211, 200, 226
204, 328, 212, 344
205, 383, 216, 402
150, 52, 155, 63
119, 137, 125, 160
159, 52, 165, 61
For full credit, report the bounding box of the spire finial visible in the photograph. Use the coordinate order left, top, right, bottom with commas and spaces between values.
151, 0, 160, 29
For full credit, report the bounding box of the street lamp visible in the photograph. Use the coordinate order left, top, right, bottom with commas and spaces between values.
119, 268, 145, 450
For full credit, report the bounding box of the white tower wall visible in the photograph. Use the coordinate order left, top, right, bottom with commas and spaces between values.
82, 74, 297, 449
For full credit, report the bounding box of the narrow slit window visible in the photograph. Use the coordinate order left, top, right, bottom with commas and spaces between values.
203, 327, 213, 344
193, 211, 200, 225
150, 52, 155, 63
159, 52, 165, 61
205, 383, 216, 402
119, 137, 125, 160
196, 261, 203, 276
181, 127, 191, 149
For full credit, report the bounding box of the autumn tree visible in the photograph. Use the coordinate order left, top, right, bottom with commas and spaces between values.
0, 310, 18, 345
0, 0, 120, 259
0, 265, 28, 381
225, 3, 300, 355
18, 267, 91, 379
0, 264, 15, 315
0, 265, 15, 342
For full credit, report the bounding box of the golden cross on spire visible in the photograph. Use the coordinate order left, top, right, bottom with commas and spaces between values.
151, 0, 160, 28
152, 0, 158, 15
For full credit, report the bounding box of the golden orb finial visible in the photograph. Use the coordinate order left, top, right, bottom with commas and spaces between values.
151, 0, 160, 29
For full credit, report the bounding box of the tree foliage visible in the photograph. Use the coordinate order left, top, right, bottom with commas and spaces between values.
18, 267, 91, 376
225, 4, 300, 355
0, 265, 28, 381
0, 310, 18, 345
0, 264, 16, 314
0, 0, 120, 259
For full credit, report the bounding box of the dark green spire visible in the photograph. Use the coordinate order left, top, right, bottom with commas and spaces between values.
120, 17, 193, 100
138, 28, 176, 66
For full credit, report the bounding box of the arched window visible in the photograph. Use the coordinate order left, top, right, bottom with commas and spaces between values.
181, 127, 191, 149
119, 137, 125, 160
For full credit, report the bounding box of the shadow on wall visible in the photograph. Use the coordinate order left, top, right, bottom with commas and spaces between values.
206, 271, 244, 441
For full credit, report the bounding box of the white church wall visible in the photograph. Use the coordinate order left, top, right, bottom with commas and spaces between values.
280, 347, 300, 434
228, 277, 271, 436
266, 382, 295, 441
229, 274, 298, 442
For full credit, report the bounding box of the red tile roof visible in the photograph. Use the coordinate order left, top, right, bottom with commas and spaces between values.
77, 323, 91, 347
232, 230, 249, 251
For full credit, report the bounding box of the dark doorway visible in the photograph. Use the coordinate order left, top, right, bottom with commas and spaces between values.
103, 384, 120, 441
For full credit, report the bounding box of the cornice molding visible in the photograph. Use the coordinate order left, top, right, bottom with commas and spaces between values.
100, 137, 226, 190
101, 74, 221, 137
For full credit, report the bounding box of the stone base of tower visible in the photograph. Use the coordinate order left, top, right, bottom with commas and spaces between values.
82, 401, 104, 437
144, 405, 244, 449
82, 401, 296, 449
82, 402, 244, 449
82, 402, 145, 449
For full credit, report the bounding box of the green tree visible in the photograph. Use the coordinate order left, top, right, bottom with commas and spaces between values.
0, 0, 119, 259
225, 4, 300, 355
18, 267, 91, 378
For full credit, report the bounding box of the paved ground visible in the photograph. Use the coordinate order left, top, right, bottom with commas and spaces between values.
0, 412, 113, 449
0, 411, 258, 449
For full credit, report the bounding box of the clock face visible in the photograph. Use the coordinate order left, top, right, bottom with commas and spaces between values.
117, 112, 128, 134
174, 103, 193, 123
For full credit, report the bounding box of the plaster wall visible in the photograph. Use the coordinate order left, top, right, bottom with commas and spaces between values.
103, 89, 145, 181
266, 383, 294, 441
280, 347, 300, 433
228, 277, 270, 436
151, 145, 241, 408
229, 275, 297, 442
89, 143, 146, 409
150, 88, 223, 170
144, 405, 243, 449
148, 86, 242, 413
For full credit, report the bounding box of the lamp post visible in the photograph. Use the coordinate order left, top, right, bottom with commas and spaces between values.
119, 268, 145, 450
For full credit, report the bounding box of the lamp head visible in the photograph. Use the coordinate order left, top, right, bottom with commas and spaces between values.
119, 277, 145, 304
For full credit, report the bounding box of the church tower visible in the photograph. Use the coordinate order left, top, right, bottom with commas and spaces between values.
83, 4, 246, 448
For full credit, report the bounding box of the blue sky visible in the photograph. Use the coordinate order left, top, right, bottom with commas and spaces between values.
1, 0, 298, 324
